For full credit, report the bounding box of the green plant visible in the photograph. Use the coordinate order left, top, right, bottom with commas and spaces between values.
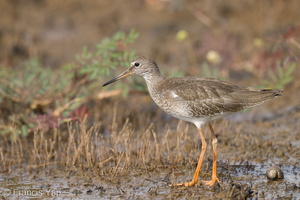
201, 62, 222, 79
0, 58, 78, 136
263, 60, 297, 89
0, 29, 139, 137
77, 29, 139, 86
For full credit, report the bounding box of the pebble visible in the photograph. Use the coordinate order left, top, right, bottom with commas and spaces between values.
266, 166, 284, 180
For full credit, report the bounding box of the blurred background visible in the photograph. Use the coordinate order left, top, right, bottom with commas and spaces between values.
1, 0, 299, 68
1, 0, 299, 135
0, 1, 300, 199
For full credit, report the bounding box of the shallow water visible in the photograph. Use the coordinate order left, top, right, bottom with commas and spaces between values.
0, 164, 299, 199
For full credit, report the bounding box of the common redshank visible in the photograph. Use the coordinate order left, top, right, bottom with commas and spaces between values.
102, 57, 282, 187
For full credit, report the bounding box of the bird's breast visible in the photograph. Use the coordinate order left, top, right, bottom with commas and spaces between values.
148, 88, 191, 119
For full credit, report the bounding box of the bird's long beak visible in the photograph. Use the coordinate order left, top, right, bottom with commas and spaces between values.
102, 69, 131, 87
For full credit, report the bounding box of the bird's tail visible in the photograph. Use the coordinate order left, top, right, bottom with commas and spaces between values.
260, 89, 283, 97
236, 88, 283, 108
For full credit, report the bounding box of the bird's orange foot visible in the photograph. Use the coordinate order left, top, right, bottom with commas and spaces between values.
202, 176, 220, 187
170, 179, 199, 187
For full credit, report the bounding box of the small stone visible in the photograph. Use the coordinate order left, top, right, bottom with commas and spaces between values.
86, 189, 93, 195
266, 166, 284, 180
72, 189, 82, 195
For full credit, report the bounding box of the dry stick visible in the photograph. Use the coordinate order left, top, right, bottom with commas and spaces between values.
99, 157, 114, 166
88, 142, 94, 169
83, 127, 92, 168
98, 135, 113, 173
52, 129, 58, 165
111, 150, 124, 177
39, 131, 44, 161
9, 136, 15, 169
141, 126, 149, 164
31, 131, 37, 165
1, 135, 8, 170
53, 97, 83, 117
0, 147, 4, 169
81, 122, 93, 168
141, 124, 154, 175
13, 138, 22, 166
123, 127, 132, 173
289, 38, 300, 49
110, 105, 122, 162
18, 138, 24, 166
142, 155, 149, 176
87, 126, 94, 168
111, 102, 118, 135
79, 122, 88, 167
95, 89, 123, 99
162, 128, 171, 162
70, 123, 78, 167
66, 123, 75, 167
15, 139, 22, 167
28, 162, 64, 169
44, 139, 48, 168
175, 120, 186, 163
56, 125, 63, 164
120, 118, 130, 133
72, 123, 85, 167
91, 125, 102, 171
189, 6, 213, 28
120, 118, 131, 168
183, 124, 189, 145
46, 139, 55, 166
30, 99, 52, 110
75, 122, 92, 168
152, 130, 160, 163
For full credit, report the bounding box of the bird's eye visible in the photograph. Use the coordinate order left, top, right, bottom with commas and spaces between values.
134, 62, 140, 67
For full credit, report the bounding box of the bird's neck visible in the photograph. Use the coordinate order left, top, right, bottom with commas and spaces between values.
143, 72, 165, 94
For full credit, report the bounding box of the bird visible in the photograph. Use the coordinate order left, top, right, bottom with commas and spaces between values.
102, 56, 282, 187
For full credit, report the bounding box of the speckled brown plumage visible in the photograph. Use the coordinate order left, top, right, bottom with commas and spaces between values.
103, 56, 282, 187
152, 77, 281, 119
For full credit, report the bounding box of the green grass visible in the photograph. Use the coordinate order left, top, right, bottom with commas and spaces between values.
0, 30, 139, 137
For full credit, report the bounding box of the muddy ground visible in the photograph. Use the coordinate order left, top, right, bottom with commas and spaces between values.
1, 100, 300, 199
0, 0, 300, 199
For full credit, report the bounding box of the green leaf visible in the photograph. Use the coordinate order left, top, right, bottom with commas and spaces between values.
113, 31, 125, 40
123, 51, 128, 60
285, 62, 296, 76
128, 29, 139, 43
268, 69, 277, 82
21, 125, 28, 136
277, 64, 284, 79
281, 76, 293, 84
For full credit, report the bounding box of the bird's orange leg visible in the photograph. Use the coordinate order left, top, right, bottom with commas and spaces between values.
174, 128, 207, 187
202, 123, 220, 186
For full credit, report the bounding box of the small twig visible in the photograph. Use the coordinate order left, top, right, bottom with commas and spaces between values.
27, 161, 64, 169
52, 97, 84, 117
95, 89, 123, 99
288, 38, 300, 49
30, 99, 53, 109
189, 7, 213, 28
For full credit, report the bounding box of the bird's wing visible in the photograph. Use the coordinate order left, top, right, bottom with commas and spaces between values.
159, 78, 247, 117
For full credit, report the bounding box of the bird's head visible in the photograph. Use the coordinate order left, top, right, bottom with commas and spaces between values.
102, 57, 160, 86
